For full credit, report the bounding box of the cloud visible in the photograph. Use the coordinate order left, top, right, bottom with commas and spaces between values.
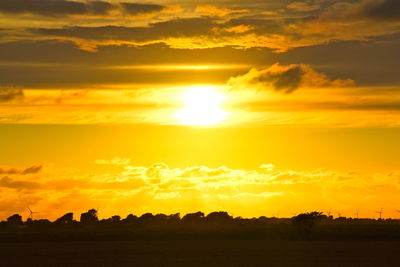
120, 2, 166, 16
287, 1, 321, 12
180, 166, 232, 178
221, 25, 255, 34
228, 63, 355, 93
87, 1, 115, 15
260, 164, 275, 172
304, 101, 400, 111
25, 17, 303, 52
0, 88, 24, 102
0, 165, 42, 175
0, 0, 116, 17
327, 0, 400, 22
17, 1, 399, 53
0, 176, 42, 189
145, 163, 169, 184
0, 0, 174, 17
195, 5, 249, 17
1, 0, 400, 54
22, 165, 43, 175
0, 162, 399, 219
95, 157, 131, 166
298, 0, 400, 42
31, 17, 216, 43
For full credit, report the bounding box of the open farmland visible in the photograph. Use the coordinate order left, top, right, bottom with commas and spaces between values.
2, 240, 400, 266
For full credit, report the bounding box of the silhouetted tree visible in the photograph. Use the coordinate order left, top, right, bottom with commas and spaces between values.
206, 212, 232, 222
205, 212, 233, 228
55, 213, 74, 224
292, 212, 324, 237
122, 214, 138, 223
80, 209, 98, 224
7, 214, 23, 225
167, 213, 180, 224
182, 212, 204, 224
105, 215, 121, 223
138, 213, 153, 222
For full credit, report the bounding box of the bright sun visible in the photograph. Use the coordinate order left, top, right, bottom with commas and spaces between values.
176, 86, 227, 126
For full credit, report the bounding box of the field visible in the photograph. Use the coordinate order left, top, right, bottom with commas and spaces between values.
2, 240, 400, 266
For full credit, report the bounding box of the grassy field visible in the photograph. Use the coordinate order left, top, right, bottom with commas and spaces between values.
2, 240, 400, 266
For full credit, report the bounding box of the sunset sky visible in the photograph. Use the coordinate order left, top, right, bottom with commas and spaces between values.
1, 0, 400, 220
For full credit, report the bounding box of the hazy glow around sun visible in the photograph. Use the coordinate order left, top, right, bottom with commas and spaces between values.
176, 86, 227, 126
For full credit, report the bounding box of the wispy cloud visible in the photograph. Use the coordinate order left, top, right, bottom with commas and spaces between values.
0, 162, 399, 219
0, 88, 24, 102
0, 165, 42, 175
228, 63, 355, 94
195, 5, 249, 17
95, 157, 131, 166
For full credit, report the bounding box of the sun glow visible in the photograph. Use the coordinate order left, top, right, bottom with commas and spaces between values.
176, 86, 227, 126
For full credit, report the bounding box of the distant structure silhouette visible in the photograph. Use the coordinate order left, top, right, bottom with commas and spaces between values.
354, 210, 359, 219
375, 209, 383, 220
27, 207, 39, 220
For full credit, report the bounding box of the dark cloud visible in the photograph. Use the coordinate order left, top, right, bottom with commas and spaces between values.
1, 35, 400, 89
314, 101, 400, 111
32, 17, 217, 42
315, 0, 400, 22
0, 0, 172, 17
0, 176, 42, 189
239, 100, 400, 112
351, 0, 400, 21
0, 0, 116, 16
0, 40, 270, 88
120, 2, 166, 15
0, 165, 43, 175
22, 165, 43, 174
87, 1, 115, 15
0, 88, 24, 102
228, 63, 355, 93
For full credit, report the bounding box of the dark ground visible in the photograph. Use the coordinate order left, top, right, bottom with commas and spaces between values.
1, 240, 400, 266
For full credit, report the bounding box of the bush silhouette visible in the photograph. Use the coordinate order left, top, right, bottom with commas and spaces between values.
55, 213, 74, 224
292, 212, 324, 237
122, 214, 138, 223
182, 212, 205, 224
1, 208, 399, 242
7, 214, 23, 225
80, 209, 98, 224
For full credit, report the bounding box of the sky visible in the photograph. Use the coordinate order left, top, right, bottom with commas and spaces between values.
1, 0, 400, 220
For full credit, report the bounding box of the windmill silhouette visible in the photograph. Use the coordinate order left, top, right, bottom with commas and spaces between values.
354, 209, 359, 219
27, 207, 38, 220
375, 208, 383, 220
327, 209, 332, 217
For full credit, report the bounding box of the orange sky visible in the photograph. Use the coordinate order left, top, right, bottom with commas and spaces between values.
1, 0, 400, 220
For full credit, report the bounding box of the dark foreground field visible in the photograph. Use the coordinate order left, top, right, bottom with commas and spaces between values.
1, 240, 400, 267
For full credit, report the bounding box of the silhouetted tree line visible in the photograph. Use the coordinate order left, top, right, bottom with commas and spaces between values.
1, 210, 400, 241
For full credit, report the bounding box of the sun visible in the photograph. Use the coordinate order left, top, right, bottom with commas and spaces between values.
175, 86, 227, 126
